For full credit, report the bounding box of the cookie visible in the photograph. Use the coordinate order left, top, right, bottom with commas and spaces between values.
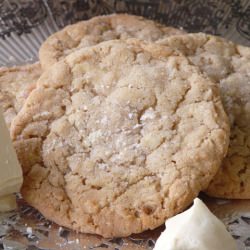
158, 33, 250, 199
0, 63, 41, 128
39, 14, 185, 70
11, 39, 229, 237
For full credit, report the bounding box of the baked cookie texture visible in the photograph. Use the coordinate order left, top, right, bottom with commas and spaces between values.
159, 33, 250, 199
0, 63, 41, 128
11, 39, 229, 237
39, 13, 185, 70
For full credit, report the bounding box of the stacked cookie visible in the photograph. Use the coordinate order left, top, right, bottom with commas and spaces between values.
0, 14, 249, 237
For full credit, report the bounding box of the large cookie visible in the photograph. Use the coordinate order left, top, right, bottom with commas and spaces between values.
0, 63, 41, 128
39, 14, 185, 70
11, 39, 229, 237
158, 33, 250, 199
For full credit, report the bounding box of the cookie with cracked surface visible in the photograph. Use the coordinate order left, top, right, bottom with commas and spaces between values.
0, 63, 41, 129
11, 39, 229, 237
158, 33, 250, 199
39, 13, 185, 70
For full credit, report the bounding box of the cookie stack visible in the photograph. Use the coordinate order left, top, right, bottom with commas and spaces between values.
0, 14, 249, 238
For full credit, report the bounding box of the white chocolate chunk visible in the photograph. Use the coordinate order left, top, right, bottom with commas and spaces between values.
0, 194, 17, 212
154, 198, 237, 250
0, 108, 23, 211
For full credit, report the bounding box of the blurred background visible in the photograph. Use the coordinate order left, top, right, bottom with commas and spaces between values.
0, 0, 250, 66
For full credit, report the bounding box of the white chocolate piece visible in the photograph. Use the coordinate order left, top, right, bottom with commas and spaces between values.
0, 108, 22, 212
154, 198, 237, 250
0, 194, 17, 212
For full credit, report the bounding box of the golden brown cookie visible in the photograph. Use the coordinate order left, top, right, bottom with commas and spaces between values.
39, 14, 185, 70
158, 33, 250, 199
11, 39, 229, 237
0, 63, 41, 128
